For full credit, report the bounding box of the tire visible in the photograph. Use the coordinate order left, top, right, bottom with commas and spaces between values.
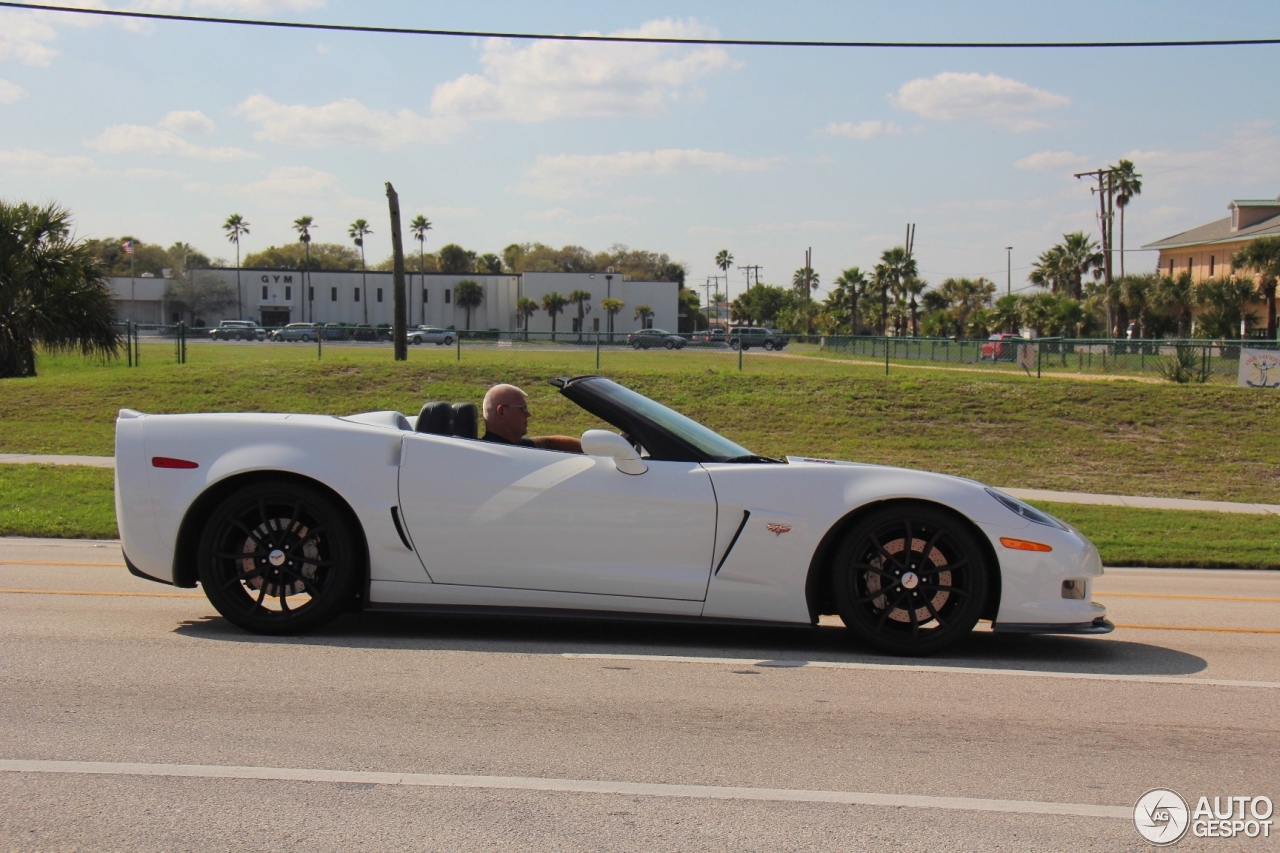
729, 340, 740, 351
302, 334, 311, 343
664, 339, 675, 349
411, 336, 421, 345
632, 340, 642, 350
196, 482, 360, 635
830, 503, 988, 656
443, 336, 454, 346
763, 340, 775, 351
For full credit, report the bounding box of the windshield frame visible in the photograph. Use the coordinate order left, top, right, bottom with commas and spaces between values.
557, 376, 760, 463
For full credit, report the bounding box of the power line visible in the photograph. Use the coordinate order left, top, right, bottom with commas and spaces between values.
3, 3, 1279, 48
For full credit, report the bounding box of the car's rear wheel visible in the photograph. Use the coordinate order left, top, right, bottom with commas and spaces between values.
196, 482, 359, 635
664, 339, 675, 349
443, 336, 454, 346
831, 504, 988, 656
729, 339, 740, 350
632, 340, 642, 349
763, 340, 775, 351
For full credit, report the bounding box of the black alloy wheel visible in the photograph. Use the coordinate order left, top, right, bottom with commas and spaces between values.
196, 482, 359, 635
831, 504, 988, 656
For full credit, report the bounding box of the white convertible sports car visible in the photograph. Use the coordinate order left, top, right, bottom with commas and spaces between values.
115, 375, 1112, 655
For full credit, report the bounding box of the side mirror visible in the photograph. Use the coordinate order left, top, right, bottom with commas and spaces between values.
581, 429, 647, 475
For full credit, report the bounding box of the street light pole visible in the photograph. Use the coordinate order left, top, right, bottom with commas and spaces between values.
1005, 246, 1012, 297
605, 272, 613, 343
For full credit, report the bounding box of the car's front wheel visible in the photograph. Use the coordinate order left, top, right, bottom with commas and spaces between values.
196, 482, 360, 635
442, 336, 454, 346
830, 503, 988, 656
763, 340, 775, 351
664, 339, 675, 349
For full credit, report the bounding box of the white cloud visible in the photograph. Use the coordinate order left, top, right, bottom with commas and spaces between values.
0, 78, 24, 104
431, 18, 738, 122
187, 0, 326, 12
0, 11, 58, 66
890, 72, 1069, 130
187, 166, 374, 212
0, 148, 100, 176
687, 225, 734, 237
87, 124, 256, 160
234, 94, 462, 149
517, 148, 784, 199
747, 220, 861, 234
158, 109, 215, 135
525, 207, 636, 225
1123, 127, 1280, 192
820, 120, 901, 140
1014, 150, 1091, 172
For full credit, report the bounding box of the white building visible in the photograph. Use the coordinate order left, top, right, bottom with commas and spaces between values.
108, 269, 679, 332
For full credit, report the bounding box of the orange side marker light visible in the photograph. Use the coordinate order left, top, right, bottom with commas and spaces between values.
999, 537, 1052, 552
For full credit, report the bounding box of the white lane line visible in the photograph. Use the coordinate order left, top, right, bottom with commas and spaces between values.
0, 759, 1128, 819
562, 653, 1280, 690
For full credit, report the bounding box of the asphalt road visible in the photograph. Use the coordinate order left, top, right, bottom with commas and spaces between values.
1, 538, 1277, 852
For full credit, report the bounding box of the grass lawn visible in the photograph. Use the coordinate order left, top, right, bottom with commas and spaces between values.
4, 344, 1279, 502
0, 465, 117, 539
2, 465, 1278, 568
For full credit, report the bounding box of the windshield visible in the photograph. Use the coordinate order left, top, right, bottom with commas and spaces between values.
581, 378, 756, 462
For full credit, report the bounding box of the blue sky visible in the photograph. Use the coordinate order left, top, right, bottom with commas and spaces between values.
2, 0, 1278, 301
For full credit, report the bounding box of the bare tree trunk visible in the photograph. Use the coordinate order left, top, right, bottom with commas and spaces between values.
386, 182, 407, 361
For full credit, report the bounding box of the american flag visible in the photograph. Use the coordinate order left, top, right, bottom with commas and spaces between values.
122, 240, 133, 254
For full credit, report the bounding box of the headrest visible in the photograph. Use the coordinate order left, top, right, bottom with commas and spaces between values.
416, 401, 454, 435
451, 402, 478, 439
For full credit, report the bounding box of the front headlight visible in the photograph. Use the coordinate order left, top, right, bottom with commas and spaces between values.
985, 488, 1067, 530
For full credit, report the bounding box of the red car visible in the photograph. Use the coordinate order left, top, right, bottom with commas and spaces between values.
981, 333, 1026, 361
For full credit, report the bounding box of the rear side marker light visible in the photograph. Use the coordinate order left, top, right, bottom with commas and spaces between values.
152, 457, 199, 469
999, 537, 1052, 552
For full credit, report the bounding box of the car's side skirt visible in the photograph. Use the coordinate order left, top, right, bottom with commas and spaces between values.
364, 600, 818, 631
370, 579, 706, 618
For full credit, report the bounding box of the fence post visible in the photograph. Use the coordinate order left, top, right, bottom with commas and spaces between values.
738, 340, 743, 372
885, 336, 890, 375
1037, 342, 1042, 378
126, 322, 132, 368
456, 332, 461, 362
595, 331, 601, 371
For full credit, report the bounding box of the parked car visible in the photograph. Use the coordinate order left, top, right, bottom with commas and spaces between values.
322, 324, 351, 341
628, 329, 687, 349
209, 320, 266, 341
728, 326, 787, 351
692, 328, 727, 346
114, 375, 1112, 654
406, 325, 456, 346
981, 333, 1027, 361
269, 323, 321, 342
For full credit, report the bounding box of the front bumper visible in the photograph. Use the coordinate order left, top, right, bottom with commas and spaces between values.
992, 616, 1115, 635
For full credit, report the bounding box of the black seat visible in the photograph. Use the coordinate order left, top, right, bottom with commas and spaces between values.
416, 401, 454, 435
451, 403, 478, 439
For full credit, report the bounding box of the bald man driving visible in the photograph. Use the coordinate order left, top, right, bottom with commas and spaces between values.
481, 384, 582, 453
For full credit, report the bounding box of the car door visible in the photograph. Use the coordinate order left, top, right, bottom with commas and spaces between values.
398, 434, 718, 600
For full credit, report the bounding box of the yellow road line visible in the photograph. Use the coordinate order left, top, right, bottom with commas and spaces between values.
0, 560, 121, 567
1115, 624, 1280, 635
0, 588, 203, 599
1098, 592, 1280, 603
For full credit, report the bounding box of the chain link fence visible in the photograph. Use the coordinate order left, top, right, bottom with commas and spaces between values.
91, 323, 1280, 383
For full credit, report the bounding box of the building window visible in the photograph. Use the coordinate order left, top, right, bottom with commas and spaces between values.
354, 288, 361, 302
376, 287, 383, 303
331, 287, 337, 302
1209, 256, 1215, 277
309, 286, 314, 301
262, 285, 268, 300
422, 289, 428, 303
285, 286, 292, 300
1168, 258, 1174, 276
445, 289, 451, 304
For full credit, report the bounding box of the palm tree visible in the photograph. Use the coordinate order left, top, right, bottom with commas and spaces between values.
1233, 236, 1280, 335
454, 279, 484, 332
516, 296, 539, 340
542, 291, 568, 341
222, 213, 249, 319
600, 297, 625, 341
1111, 159, 1142, 278
1059, 232, 1104, 301
1118, 274, 1158, 339
937, 277, 996, 336
568, 288, 592, 342
477, 253, 503, 274
903, 275, 927, 337
876, 246, 917, 334
409, 215, 432, 324
634, 304, 654, 328
1194, 276, 1261, 338
1, 201, 119, 378
991, 294, 1021, 335
292, 215, 314, 321
1151, 272, 1195, 338
715, 249, 734, 294
830, 267, 867, 335
348, 218, 372, 324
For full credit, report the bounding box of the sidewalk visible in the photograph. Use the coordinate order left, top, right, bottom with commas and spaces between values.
4, 453, 1278, 516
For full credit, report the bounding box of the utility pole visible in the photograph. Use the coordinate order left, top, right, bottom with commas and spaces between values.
1006, 246, 1013, 297
386, 182, 408, 361
703, 276, 714, 330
